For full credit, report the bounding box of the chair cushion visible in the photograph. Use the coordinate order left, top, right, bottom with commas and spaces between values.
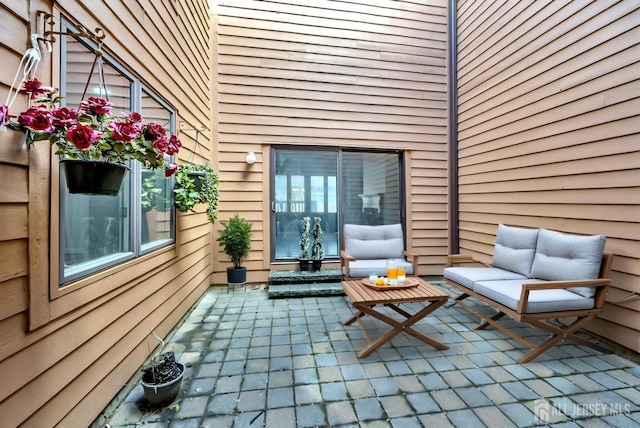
474, 280, 595, 313
530, 229, 606, 297
443, 267, 527, 290
344, 223, 404, 259
346, 258, 413, 278
492, 224, 539, 277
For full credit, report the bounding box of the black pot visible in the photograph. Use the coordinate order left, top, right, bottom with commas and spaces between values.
227, 266, 247, 284
62, 160, 128, 196
299, 259, 309, 271
141, 362, 185, 407
312, 259, 322, 271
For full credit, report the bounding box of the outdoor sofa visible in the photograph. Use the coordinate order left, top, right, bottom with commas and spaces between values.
444, 224, 613, 363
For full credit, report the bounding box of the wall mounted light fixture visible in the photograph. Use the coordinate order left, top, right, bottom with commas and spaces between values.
245, 151, 256, 165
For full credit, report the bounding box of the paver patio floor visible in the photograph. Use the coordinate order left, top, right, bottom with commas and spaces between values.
101, 281, 640, 428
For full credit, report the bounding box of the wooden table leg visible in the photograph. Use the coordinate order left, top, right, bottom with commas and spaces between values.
350, 299, 449, 358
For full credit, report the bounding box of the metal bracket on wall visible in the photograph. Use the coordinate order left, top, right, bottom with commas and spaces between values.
36, 11, 106, 45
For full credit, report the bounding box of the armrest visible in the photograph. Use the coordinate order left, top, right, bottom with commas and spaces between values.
446, 254, 486, 267
403, 251, 419, 276
340, 250, 355, 261
340, 250, 354, 278
517, 278, 611, 313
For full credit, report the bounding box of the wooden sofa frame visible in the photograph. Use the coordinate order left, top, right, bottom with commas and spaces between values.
446, 253, 613, 363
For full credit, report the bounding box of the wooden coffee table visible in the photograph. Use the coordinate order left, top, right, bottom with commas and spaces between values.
342, 277, 450, 358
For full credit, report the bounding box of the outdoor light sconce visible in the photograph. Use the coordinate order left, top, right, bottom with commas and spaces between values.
245, 151, 256, 165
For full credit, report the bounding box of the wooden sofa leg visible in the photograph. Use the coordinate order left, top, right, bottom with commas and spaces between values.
518, 316, 603, 363
477, 311, 505, 330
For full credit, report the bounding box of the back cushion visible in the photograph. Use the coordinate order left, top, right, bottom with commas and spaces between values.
530, 228, 606, 298
344, 223, 404, 259
492, 224, 539, 277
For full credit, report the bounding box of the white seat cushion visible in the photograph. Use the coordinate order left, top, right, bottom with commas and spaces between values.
443, 267, 527, 290
474, 280, 595, 313
347, 258, 413, 278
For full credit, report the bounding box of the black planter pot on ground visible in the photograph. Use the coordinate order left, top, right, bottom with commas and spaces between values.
299, 259, 309, 271
141, 353, 185, 407
312, 259, 322, 271
227, 266, 247, 284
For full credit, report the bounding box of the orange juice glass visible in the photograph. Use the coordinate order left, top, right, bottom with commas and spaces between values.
387, 261, 398, 285
397, 268, 406, 284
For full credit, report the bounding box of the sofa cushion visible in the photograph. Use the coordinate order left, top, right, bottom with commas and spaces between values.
344, 223, 404, 259
492, 224, 539, 277
474, 280, 595, 313
346, 258, 413, 278
443, 267, 527, 290
530, 229, 606, 298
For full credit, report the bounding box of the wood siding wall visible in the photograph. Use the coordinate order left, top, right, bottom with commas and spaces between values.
455, 0, 640, 353
0, 1, 214, 426
214, 0, 450, 281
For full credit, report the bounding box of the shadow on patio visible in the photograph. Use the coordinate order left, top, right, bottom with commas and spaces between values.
101, 281, 640, 428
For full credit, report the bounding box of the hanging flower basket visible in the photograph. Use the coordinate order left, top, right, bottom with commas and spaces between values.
62, 159, 128, 196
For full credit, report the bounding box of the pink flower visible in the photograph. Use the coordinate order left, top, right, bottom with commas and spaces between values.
146, 121, 166, 137
18, 105, 55, 132
164, 162, 178, 176
127, 111, 144, 124
20, 78, 58, 99
80, 97, 114, 116
152, 136, 169, 153
66, 124, 101, 149
165, 134, 181, 155
0, 104, 9, 126
51, 107, 78, 127
109, 120, 141, 141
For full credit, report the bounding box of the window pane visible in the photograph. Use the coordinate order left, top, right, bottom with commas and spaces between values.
63, 186, 132, 276
62, 38, 133, 281
273, 149, 338, 259
141, 169, 173, 246
342, 152, 401, 226
140, 90, 174, 248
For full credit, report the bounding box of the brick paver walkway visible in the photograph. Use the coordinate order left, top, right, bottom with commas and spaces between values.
101, 282, 640, 427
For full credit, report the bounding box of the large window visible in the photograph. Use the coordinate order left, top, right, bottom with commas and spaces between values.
59, 25, 176, 285
272, 148, 403, 261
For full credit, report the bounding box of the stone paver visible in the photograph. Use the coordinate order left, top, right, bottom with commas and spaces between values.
100, 281, 640, 427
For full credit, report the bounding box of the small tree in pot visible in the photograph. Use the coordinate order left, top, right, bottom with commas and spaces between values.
311, 216, 324, 271
299, 216, 311, 271
217, 213, 252, 284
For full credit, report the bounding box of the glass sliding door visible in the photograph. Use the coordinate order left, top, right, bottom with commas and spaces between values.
273, 149, 338, 259
272, 147, 402, 262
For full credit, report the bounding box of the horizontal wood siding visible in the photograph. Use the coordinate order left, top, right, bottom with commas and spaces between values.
0, 0, 214, 426
215, 0, 450, 279
455, 0, 640, 353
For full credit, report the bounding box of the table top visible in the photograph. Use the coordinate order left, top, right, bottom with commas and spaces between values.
342, 278, 449, 305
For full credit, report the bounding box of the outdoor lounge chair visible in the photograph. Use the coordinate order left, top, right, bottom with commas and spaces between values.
340, 223, 418, 280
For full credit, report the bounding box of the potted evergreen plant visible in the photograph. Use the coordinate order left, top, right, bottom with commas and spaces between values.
217, 213, 252, 284
311, 216, 324, 271
299, 216, 311, 271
